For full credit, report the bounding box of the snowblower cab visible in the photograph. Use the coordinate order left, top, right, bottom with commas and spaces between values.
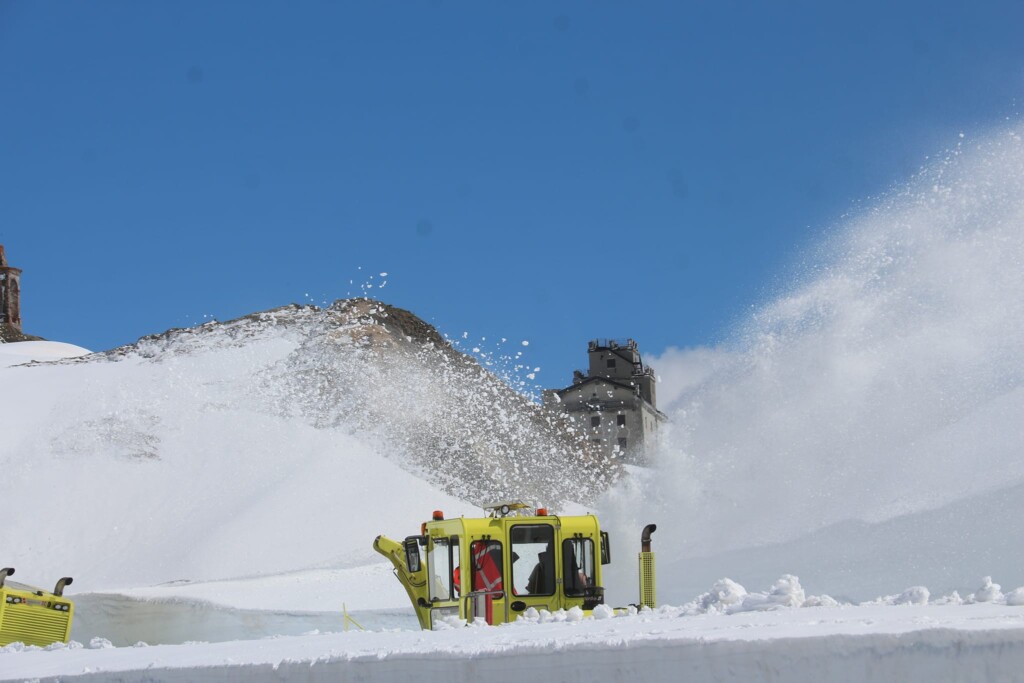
0, 568, 74, 647
374, 503, 612, 629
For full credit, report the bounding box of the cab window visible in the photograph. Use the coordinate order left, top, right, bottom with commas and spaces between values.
562, 538, 596, 596
428, 537, 459, 601
469, 540, 504, 593
511, 525, 555, 596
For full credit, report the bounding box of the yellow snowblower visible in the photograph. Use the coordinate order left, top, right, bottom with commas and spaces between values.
374, 502, 656, 629
0, 568, 74, 647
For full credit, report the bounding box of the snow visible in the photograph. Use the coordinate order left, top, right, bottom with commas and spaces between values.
5, 602, 1024, 682
0, 340, 91, 367
972, 576, 1004, 603
0, 329, 477, 594
1006, 588, 1024, 606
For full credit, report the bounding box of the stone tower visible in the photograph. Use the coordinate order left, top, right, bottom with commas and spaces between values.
544, 339, 667, 466
0, 245, 25, 341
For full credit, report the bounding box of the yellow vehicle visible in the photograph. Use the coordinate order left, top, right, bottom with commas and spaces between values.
374, 502, 656, 629
0, 568, 74, 647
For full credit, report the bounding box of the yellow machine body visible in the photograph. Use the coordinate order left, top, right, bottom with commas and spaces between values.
638, 551, 656, 609
374, 503, 611, 629
0, 570, 74, 647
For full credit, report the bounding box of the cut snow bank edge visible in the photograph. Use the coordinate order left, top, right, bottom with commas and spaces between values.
5, 603, 1024, 683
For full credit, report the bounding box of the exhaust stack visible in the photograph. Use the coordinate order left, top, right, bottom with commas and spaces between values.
638, 524, 657, 609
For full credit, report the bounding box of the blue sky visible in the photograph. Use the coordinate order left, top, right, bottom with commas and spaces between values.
2, 1, 1023, 389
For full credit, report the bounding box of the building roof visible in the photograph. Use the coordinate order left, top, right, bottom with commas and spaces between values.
554, 374, 638, 395
552, 375, 667, 420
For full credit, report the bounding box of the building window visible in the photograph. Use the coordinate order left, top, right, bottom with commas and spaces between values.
606, 358, 616, 368
618, 438, 627, 450
591, 416, 600, 427
617, 414, 626, 427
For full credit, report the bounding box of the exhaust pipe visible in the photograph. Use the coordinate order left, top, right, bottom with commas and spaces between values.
54, 577, 73, 597
641, 524, 657, 552
638, 524, 657, 609
0, 567, 13, 589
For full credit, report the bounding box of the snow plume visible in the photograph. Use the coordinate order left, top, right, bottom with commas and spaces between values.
101, 299, 612, 508
260, 298, 613, 505
612, 126, 1024, 600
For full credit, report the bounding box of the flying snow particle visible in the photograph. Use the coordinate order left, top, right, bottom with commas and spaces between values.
521, 341, 530, 346
380, 272, 388, 276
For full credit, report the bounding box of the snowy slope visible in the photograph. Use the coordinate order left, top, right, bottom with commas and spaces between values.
0, 340, 91, 368
0, 336, 473, 591
0, 308, 491, 596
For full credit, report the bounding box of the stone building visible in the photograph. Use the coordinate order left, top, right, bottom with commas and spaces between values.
0, 245, 31, 343
544, 339, 667, 465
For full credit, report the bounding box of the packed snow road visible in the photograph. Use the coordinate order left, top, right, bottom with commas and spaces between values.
4, 602, 1024, 682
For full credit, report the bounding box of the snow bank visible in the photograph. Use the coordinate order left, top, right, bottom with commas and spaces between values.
673, 575, 1024, 614
971, 576, 1004, 603
5, 602, 1024, 682
676, 575, 828, 615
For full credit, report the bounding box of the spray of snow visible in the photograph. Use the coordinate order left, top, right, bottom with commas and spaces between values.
601, 125, 1024, 602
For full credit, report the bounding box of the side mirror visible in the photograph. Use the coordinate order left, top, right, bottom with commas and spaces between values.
600, 531, 611, 565
404, 537, 422, 573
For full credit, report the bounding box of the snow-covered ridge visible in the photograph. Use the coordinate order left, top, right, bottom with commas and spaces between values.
85, 297, 612, 505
